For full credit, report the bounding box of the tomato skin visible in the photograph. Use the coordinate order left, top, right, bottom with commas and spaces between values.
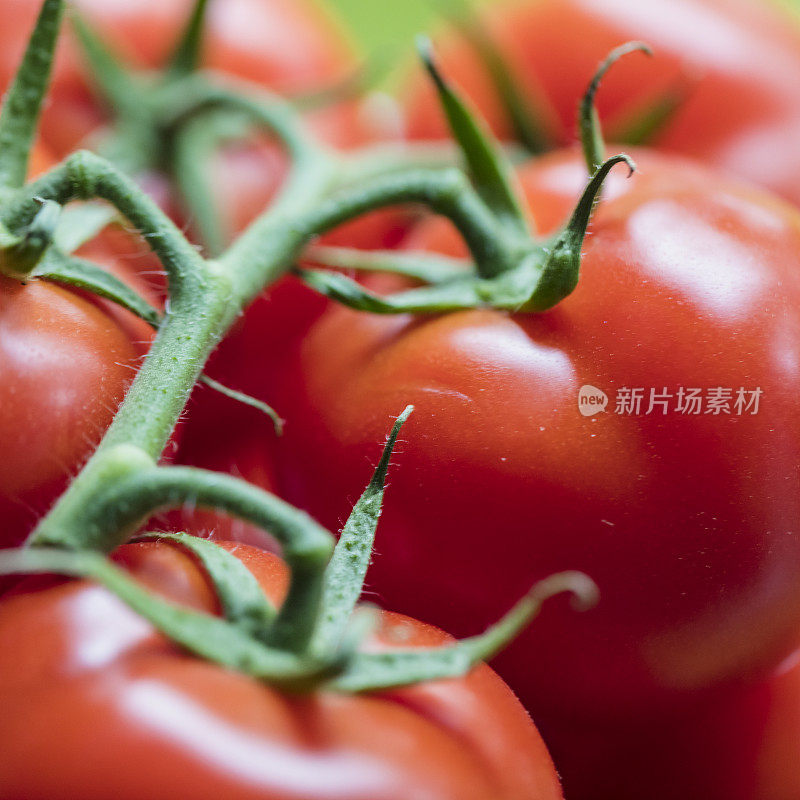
0, 540, 563, 800
275, 148, 800, 720
0, 267, 153, 549
0, 147, 156, 551
406, 0, 800, 207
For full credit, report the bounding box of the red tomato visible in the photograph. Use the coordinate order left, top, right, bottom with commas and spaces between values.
405, 0, 800, 207
0, 261, 153, 548
274, 148, 800, 721
0, 539, 564, 800
0, 146, 156, 552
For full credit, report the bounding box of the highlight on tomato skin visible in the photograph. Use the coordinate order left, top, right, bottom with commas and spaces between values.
404, 0, 800, 208
0, 540, 565, 800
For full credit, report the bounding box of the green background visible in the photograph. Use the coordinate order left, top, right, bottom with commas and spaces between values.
328, 0, 441, 54
327, 0, 444, 56
325, 0, 497, 65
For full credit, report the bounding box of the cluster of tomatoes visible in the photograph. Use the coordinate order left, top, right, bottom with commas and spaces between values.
4, 0, 800, 798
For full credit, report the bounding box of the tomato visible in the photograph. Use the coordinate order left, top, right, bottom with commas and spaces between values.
0, 259, 153, 548
274, 147, 800, 722
0, 142, 155, 551
405, 0, 800, 207
0, 539, 564, 799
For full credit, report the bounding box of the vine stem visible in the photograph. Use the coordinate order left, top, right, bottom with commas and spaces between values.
0, 0, 606, 691
35, 463, 333, 654
23, 136, 521, 556
290, 167, 522, 280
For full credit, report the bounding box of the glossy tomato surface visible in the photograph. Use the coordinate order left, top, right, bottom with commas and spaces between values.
406, 0, 800, 207
0, 540, 563, 800
275, 148, 800, 719
0, 264, 153, 548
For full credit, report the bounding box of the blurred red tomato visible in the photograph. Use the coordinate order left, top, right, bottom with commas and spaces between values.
406, 0, 800, 207
0, 0, 357, 155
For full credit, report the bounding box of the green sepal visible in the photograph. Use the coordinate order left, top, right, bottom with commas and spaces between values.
0, 0, 65, 189
33, 248, 162, 327
54, 203, 119, 254
436, 0, 553, 154
0, 551, 596, 695
416, 35, 529, 237
330, 571, 598, 693
137, 532, 278, 636
298, 154, 634, 315
172, 112, 232, 257
305, 245, 469, 284
165, 0, 211, 80
531, 154, 635, 311
296, 265, 489, 313
69, 10, 144, 128
0, 547, 338, 691
0, 199, 60, 278
579, 42, 652, 173
610, 76, 693, 147
312, 407, 413, 655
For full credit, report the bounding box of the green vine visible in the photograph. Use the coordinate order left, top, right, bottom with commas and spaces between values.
0, 0, 604, 694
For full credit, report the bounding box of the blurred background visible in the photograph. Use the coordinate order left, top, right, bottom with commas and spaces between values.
327, 0, 488, 69
329, 0, 449, 54
326, 0, 800, 85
